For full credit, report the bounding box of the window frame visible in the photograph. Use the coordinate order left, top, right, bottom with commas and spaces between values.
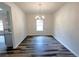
36, 18, 44, 31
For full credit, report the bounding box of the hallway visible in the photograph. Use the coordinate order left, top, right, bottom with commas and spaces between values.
0, 36, 75, 57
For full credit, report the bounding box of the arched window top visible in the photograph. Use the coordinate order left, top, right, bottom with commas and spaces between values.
35, 16, 45, 20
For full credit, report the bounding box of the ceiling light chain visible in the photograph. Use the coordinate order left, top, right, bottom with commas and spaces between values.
35, 3, 45, 20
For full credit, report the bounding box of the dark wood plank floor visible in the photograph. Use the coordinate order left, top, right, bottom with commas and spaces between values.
0, 36, 76, 57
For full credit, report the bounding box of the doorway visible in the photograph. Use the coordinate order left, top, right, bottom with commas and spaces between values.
0, 18, 6, 52
0, 3, 13, 52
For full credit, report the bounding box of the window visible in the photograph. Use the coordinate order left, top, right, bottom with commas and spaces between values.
36, 19, 43, 31
0, 20, 4, 31
35, 16, 44, 31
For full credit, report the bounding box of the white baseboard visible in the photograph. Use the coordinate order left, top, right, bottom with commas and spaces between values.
53, 35, 78, 57
13, 35, 27, 49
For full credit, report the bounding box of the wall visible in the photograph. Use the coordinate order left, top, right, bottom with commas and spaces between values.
4, 2, 28, 48
53, 3, 79, 56
26, 13, 54, 35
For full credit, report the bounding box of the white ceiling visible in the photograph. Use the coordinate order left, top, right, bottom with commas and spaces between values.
15, 2, 65, 14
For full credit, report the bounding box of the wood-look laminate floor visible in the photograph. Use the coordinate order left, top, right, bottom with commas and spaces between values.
0, 36, 76, 57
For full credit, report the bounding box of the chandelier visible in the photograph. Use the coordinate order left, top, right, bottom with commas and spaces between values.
35, 3, 45, 20
35, 16, 45, 20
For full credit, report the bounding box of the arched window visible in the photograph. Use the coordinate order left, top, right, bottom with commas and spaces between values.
35, 16, 45, 31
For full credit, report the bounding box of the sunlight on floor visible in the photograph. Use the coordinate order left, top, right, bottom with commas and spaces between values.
0, 35, 6, 48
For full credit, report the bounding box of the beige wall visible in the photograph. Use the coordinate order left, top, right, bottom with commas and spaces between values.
4, 2, 28, 48
53, 3, 79, 56
26, 13, 54, 35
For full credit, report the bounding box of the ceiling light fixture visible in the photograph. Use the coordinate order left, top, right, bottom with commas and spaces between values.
35, 3, 45, 20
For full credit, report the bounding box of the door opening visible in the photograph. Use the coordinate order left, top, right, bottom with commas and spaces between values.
0, 3, 13, 51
